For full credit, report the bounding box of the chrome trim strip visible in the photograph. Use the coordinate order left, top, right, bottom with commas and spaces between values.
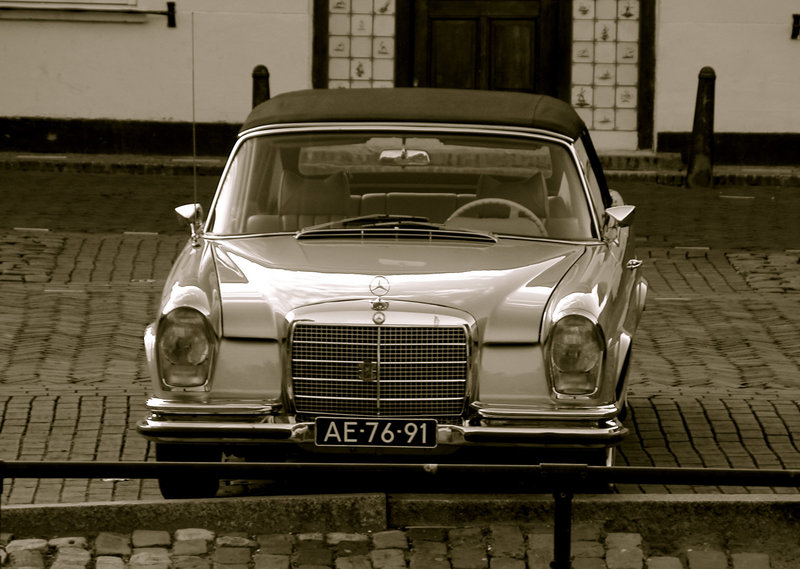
146, 397, 281, 415
471, 402, 621, 421
237, 122, 576, 144
295, 395, 464, 402
137, 417, 627, 445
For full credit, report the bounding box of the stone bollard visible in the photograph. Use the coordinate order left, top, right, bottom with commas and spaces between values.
686, 66, 716, 188
252, 65, 271, 108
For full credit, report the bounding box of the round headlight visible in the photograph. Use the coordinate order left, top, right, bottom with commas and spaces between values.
157, 307, 216, 388
159, 310, 210, 365
546, 315, 604, 396
550, 315, 604, 373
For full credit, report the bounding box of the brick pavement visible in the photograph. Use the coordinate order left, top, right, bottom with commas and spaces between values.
1, 170, 800, 567
1, 174, 800, 502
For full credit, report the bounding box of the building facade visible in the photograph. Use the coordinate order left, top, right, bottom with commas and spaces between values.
0, 0, 797, 162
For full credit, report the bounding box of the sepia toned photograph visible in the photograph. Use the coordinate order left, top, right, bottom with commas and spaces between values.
1, 1, 799, 567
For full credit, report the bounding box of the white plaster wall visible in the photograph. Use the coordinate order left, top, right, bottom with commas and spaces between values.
656, 0, 800, 134
0, 0, 313, 122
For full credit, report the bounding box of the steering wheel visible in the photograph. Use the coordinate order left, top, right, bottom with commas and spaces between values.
446, 198, 547, 235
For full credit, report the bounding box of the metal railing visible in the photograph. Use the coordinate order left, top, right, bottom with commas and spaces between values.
3, 461, 800, 569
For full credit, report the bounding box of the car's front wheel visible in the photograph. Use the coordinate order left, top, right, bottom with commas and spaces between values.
155, 443, 221, 499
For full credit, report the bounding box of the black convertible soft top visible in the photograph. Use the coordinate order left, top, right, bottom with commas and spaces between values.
240, 88, 586, 140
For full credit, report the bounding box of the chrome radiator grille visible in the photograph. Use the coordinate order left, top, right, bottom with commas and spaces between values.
291, 323, 468, 417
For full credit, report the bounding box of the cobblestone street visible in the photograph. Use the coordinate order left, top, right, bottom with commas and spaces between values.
2, 522, 790, 569
1, 169, 800, 568
2, 172, 800, 501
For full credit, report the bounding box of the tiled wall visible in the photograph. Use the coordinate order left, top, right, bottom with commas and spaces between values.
571, 0, 640, 135
327, 0, 396, 88
325, 0, 640, 138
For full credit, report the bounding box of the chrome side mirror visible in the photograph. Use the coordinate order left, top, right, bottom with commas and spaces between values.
605, 205, 636, 228
175, 203, 204, 246
603, 205, 636, 243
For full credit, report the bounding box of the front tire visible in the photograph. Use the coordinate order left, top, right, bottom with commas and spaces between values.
155, 443, 221, 499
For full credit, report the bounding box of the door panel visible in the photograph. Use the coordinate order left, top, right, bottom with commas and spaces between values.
430, 19, 478, 89
490, 20, 535, 91
413, 0, 568, 98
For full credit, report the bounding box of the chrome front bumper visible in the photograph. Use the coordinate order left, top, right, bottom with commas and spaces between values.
137, 398, 628, 448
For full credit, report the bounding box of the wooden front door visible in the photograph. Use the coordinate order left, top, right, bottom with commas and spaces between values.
412, 0, 569, 98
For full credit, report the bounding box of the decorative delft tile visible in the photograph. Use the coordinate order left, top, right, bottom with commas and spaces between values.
329, 58, 351, 80
573, 20, 595, 41
328, 14, 350, 35
351, 14, 373, 35
595, 0, 616, 20
352, 0, 372, 14
373, 37, 394, 58
575, 108, 593, 126
350, 36, 371, 57
351, 58, 372, 80
571, 63, 594, 85
594, 86, 615, 107
594, 109, 616, 130
573, 42, 594, 62
329, 80, 352, 89
373, 59, 394, 81
617, 19, 639, 42
372, 80, 395, 88
616, 109, 637, 130
329, 36, 350, 57
374, 0, 395, 15
594, 64, 616, 84
594, 42, 616, 63
617, 42, 638, 63
351, 80, 373, 88
572, 86, 593, 108
329, 0, 350, 13
574, 0, 594, 19
618, 0, 639, 20
595, 21, 616, 42
616, 63, 638, 85
374, 14, 394, 36
616, 86, 637, 108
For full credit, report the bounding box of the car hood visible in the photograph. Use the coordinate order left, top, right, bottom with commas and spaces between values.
209, 236, 585, 343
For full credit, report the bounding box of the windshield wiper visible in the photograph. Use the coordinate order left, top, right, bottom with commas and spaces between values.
346, 214, 435, 228
297, 214, 499, 243
301, 214, 437, 232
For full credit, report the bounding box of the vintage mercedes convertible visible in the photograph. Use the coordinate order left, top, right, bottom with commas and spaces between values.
137, 88, 647, 498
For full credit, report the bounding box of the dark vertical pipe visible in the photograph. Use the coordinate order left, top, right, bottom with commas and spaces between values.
1, 462, 4, 535
166, 2, 176, 28
252, 65, 271, 108
550, 490, 573, 569
686, 66, 716, 188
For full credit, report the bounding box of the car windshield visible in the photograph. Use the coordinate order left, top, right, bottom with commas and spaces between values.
207, 130, 596, 240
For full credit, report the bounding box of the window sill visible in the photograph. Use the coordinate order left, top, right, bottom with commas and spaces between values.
0, 2, 174, 26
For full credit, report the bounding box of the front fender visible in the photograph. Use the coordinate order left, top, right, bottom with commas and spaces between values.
159, 239, 222, 335
540, 244, 632, 405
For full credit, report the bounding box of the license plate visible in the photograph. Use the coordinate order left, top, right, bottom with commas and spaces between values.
315, 417, 437, 448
